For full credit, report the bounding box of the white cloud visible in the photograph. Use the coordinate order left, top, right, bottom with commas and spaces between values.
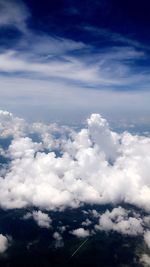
1, 74, 150, 126
1, 111, 150, 246
0, 0, 148, 91
53, 232, 62, 240
1, 111, 150, 215
143, 216, 150, 227
0, 234, 9, 253
8, 137, 42, 159
140, 254, 150, 266
0, 0, 150, 130
20, 33, 86, 55
0, 50, 114, 86
0, 46, 149, 89
0, 110, 27, 138
24, 211, 52, 228
53, 232, 64, 248
89, 209, 100, 218
87, 113, 119, 161
71, 228, 90, 238
95, 207, 143, 236
82, 219, 92, 226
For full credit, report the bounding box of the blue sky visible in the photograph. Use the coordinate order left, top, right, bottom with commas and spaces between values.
1, 2, 150, 260
0, 0, 150, 126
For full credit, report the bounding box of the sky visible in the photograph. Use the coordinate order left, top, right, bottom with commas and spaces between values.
1, 110, 150, 260
0, 0, 150, 125
1, 2, 150, 262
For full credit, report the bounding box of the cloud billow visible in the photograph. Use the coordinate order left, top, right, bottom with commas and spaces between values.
0, 110, 150, 213
0, 234, 9, 254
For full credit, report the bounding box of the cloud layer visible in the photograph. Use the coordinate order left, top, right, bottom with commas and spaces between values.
1, 110, 150, 258
0, 110, 150, 212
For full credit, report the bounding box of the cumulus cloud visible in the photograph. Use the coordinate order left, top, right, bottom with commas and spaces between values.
1, 110, 150, 212
82, 218, 92, 227
0, 110, 27, 138
53, 232, 64, 248
87, 113, 119, 161
24, 211, 52, 228
95, 207, 143, 236
1, 110, 150, 249
71, 228, 90, 238
0, 234, 9, 253
140, 254, 150, 266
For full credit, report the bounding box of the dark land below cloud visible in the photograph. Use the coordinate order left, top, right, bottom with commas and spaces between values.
0, 205, 146, 267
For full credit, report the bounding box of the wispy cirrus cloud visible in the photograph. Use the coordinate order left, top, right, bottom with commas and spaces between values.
0, 46, 149, 89
0, 0, 149, 89
0, 0, 150, 125
0, 0, 29, 32
82, 25, 146, 49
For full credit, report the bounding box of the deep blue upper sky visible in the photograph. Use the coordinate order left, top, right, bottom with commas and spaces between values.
2, 0, 150, 48
26, 0, 150, 42
1, 0, 150, 86
0, 0, 150, 125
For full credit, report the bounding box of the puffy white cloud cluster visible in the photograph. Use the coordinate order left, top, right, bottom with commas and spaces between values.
140, 254, 150, 266
23, 210, 52, 228
53, 232, 64, 248
1, 110, 150, 213
0, 110, 27, 138
0, 234, 9, 253
0, 110, 72, 148
95, 207, 143, 236
82, 218, 92, 227
71, 228, 90, 238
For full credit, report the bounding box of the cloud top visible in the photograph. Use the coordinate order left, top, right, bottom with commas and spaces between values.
0, 110, 150, 212
23, 210, 52, 228
0, 234, 9, 253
